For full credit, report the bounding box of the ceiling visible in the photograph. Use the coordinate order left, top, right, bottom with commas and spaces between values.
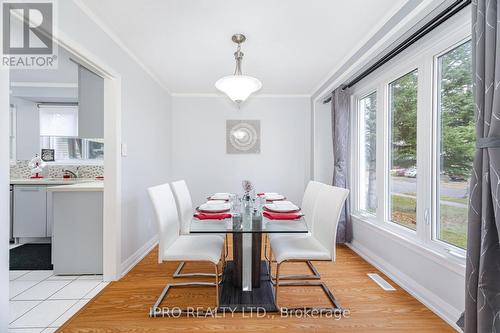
80, 0, 409, 95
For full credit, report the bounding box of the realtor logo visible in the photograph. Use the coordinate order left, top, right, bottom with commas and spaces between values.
2, 1, 57, 68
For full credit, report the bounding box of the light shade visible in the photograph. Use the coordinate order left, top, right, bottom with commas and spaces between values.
215, 75, 262, 103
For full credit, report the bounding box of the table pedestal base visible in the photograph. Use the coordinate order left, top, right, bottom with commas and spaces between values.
219, 261, 277, 312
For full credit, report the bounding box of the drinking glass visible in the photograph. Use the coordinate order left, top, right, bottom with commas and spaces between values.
230, 194, 241, 216
255, 196, 266, 213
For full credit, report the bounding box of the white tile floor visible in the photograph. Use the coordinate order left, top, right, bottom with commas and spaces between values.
9, 270, 108, 332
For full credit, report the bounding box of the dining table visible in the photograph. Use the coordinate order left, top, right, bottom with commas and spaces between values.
190, 196, 308, 311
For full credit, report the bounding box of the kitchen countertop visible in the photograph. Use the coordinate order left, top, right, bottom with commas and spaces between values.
10, 178, 100, 185
47, 181, 104, 192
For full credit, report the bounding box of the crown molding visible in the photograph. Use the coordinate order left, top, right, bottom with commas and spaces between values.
72, 0, 171, 94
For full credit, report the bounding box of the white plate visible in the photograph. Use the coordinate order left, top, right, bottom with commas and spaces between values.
264, 193, 285, 201
199, 203, 230, 212
264, 203, 299, 213
206, 200, 227, 205
210, 193, 230, 200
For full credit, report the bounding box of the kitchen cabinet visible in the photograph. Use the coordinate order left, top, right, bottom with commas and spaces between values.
49, 183, 103, 274
13, 185, 47, 238
78, 65, 104, 138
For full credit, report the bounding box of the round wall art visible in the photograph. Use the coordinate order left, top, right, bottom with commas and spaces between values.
226, 120, 261, 154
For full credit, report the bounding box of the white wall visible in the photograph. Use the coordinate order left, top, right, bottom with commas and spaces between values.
313, 100, 333, 184
1, 68, 10, 333
350, 220, 464, 328
171, 95, 310, 206
56, 2, 172, 268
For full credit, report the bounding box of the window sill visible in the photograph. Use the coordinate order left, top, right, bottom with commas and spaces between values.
351, 214, 466, 276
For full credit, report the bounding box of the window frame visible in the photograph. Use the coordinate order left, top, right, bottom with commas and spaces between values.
350, 10, 471, 266
386, 69, 420, 233
431, 37, 472, 255
354, 89, 378, 217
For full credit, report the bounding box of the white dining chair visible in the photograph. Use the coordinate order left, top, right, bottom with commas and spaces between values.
269, 184, 349, 312
170, 180, 227, 278
148, 183, 224, 313
265, 180, 326, 279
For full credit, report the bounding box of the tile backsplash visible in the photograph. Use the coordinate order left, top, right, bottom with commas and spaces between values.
10, 160, 104, 179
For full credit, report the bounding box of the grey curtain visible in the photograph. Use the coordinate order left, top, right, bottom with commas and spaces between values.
464, 0, 500, 332
331, 87, 352, 243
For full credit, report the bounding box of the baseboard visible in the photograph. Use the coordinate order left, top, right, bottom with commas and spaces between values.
347, 240, 462, 332
120, 235, 158, 278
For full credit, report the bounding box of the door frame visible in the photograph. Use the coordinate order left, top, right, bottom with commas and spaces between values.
3, 31, 123, 282
55, 32, 122, 282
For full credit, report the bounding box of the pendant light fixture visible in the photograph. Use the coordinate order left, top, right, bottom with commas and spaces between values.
215, 34, 262, 104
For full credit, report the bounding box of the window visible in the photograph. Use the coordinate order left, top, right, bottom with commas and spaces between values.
389, 70, 418, 231
38, 105, 104, 163
436, 41, 473, 249
40, 137, 104, 162
358, 92, 377, 214
39, 105, 78, 137
350, 11, 471, 260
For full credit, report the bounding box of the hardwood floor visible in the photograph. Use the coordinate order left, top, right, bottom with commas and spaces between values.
57, 243, 455, 332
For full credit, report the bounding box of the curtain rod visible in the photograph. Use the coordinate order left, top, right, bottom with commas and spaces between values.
322, 0, 471, 104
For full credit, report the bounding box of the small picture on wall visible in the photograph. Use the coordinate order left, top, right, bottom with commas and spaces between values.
226, 120, 261, 154
41, 149, 55, 162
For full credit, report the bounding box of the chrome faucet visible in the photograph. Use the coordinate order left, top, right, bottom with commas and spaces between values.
62, 169, 78, 178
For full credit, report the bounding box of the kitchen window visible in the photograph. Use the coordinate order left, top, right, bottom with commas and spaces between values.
40, 137, 104, 162
351, 11, 471, 260
39, 104, 104, 164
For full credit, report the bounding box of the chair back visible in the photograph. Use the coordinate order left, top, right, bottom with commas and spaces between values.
301, 181, 326, 230
148, 183, 180, 263
170, 180, 193, 235
311, 185, 349, 261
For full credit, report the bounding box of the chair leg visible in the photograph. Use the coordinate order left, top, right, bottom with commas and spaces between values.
173, 261, 222, 278
276, 280, 343, 313
264, 234, 276, 263
275, 262, 280, 306
273, 261, 343, 314
219, 247, 226, 285
215, 263, 219, 308
270, 260, 320, 281
224, 234, 229, 259
150, 281, 217, 317
151, 260, 221, 317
